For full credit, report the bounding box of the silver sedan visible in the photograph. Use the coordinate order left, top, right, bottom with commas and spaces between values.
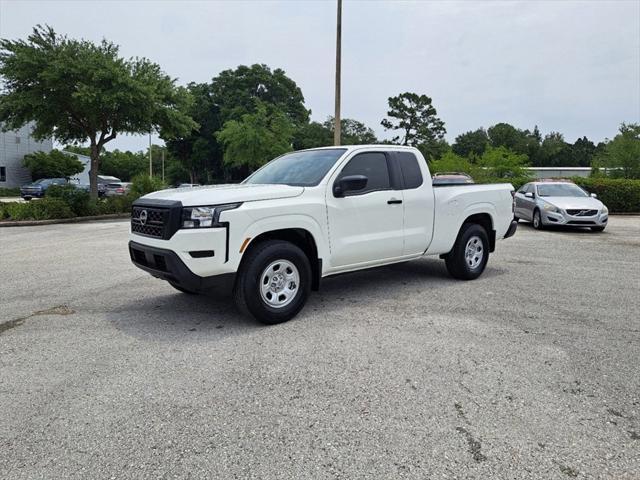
514, 181, 608, 232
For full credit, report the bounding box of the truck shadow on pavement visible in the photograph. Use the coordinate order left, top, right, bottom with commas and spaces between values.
108, 256, 505, 341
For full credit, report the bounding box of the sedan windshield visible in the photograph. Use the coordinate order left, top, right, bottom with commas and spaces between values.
244, 149, 347, 186
537, 183, 588, 197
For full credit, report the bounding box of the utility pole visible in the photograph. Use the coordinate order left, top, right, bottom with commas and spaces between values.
162, 148, 165, 182
334, 0, 342, 146
148, 131, 153, 176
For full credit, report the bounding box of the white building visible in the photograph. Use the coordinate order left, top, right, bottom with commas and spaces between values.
0, 124, 53, 187
66, 151, 92, 185
526, 167, 593, 179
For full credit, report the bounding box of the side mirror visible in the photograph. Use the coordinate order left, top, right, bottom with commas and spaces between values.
590, 193, 597, 198
524, 192, 534, 199
333, 175, 368, 197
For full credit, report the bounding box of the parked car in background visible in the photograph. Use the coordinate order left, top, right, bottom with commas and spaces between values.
432, 172, 475, 186
105, 182, 132, 197
514, 181, 608, 232
72, 182, 107, 197
20, 178, 68, 199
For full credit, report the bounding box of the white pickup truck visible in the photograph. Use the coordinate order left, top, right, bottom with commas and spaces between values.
129, 145, 517, 324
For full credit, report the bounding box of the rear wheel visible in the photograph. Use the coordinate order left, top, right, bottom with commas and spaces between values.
445, 223, 490, 280
234, 240, 311, 324
591, 226, 606, 232
532, 209, 544, 230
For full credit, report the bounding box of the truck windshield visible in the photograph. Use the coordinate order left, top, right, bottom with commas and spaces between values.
244, 148, 347, 186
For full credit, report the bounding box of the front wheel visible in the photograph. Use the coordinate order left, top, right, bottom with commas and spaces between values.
445, 223, 490, 280
532, 209, 544, 230
234, 240, 311, 324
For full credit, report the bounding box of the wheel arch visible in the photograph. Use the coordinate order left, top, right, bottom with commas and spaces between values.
240, 227, 322, 291
462, 212, 496, 252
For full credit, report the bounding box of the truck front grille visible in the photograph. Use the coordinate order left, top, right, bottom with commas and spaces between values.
131, 206, 167, 238
566, 209, 598, 217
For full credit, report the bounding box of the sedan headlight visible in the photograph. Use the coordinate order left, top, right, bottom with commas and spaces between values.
542, 202, 561, 213
601, 205, 608, 214
181, 203, 241, 229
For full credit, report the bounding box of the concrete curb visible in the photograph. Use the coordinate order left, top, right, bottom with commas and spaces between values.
0, 213, 130, 227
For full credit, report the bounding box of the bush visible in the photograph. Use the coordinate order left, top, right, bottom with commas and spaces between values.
46, 185, 92, 216
3, 198, 74, 220
96, 194, 134, 215
0, 187, 20, 197
130, 174, 166, 198
574, 177, 640, 213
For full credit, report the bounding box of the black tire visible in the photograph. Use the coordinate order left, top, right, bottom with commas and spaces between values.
532, 209, 544, 230
234, 240, 311, 325
445, 223, 490, 280
591, 226, 606, 232
169, 282, 198, 294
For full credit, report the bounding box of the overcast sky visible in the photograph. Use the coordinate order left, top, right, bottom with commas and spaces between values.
1, 0, 639, 152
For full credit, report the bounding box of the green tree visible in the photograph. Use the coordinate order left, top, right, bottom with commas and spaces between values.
324, 117, 378, 145
568, 136, 596, 167
487, 123, 541, 161
99, 149, 147, 181
292, 121, 332, 150
22, 149, 84, 180
452, 128, 489, 158
211, 64, 309, 126
429, 151, 476, 176
164, 82, 223, 184
488, 123, 524, 151
534, 132, 570, 167
597, 123, 640, 178
418, 138, 450, 163
381, 92, 446, 146
0, 25, 196, 198
478, 146, 529, 178
215, 103, 294, 174
292, 117, 378, 150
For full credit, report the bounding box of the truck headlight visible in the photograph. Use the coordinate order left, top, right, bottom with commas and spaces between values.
181, 203, 241, 229
542, 202, 560, 213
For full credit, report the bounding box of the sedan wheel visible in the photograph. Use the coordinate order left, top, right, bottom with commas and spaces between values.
533, 210, 544, 230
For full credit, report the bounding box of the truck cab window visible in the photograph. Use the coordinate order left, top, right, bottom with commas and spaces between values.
337, 152, 390, 195
396, 152, 423, 189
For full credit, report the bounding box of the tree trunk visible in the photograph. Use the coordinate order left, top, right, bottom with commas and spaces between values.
89, 142, 100, 200
190, 169, 196, 184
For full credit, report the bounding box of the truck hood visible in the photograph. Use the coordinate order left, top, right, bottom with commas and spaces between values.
540, 196, 604, 210
141, 183, 304, 206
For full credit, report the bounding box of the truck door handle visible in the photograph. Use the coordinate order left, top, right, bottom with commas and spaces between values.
387, 198, 402, 205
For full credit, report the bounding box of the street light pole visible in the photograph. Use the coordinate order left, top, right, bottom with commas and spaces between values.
148, 131, 153, 177
334, 0, 342, 146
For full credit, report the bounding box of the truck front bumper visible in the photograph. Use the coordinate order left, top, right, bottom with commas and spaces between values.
129, 241, 235, 293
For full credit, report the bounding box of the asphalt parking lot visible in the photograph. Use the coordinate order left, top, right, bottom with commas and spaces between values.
1, 217, 639, 479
